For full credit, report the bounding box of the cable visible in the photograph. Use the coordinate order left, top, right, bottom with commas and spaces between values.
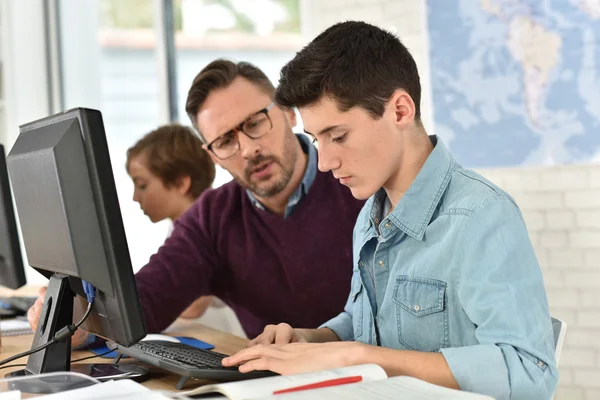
0, 299, 95, 368
0, 363, 26, 371
0, 339, 57, 367
82, 280, 96, 304
0, 343, 112, 371
70, 349, 114, 363
74, 301, 94, 330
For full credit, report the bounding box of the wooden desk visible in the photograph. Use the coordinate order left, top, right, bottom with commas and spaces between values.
0, 286, 249, 392
0, 319, 249, 393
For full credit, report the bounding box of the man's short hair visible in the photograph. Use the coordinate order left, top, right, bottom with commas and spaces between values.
126, 124, 215, 199
276, 21, 421, 121
186, 59, 276, 141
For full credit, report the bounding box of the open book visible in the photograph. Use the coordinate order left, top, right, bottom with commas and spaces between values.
181, 364, 494, 400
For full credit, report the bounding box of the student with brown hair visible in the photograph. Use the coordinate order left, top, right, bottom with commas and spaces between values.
126, 124, 214, 223
126, 124, 215, 320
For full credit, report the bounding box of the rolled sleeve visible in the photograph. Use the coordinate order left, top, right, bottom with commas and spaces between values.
445, 197, 558, 400
441, 345, 509, 399
319, 311, 354, 341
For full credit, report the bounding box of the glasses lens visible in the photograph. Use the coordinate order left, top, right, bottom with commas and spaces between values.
243, 112, 272, 138
212, 131, 238, 159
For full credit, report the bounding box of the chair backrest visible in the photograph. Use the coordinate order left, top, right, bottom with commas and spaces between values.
551, 317, 567, 365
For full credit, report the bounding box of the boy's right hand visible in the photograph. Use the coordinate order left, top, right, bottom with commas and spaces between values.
27, 286, 90, 348
246, 323, 308, 347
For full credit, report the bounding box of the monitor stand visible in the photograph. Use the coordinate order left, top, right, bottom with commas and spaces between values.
5, 274, 149, 394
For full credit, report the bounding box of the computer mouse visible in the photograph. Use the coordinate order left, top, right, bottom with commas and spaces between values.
140, 333, 181, 343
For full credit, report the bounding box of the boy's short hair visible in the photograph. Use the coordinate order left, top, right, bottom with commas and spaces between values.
126, 124, 215, 199
276, 21, 421, 121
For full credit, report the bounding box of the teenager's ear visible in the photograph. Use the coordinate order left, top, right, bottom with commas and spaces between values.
390, 89, 417, 127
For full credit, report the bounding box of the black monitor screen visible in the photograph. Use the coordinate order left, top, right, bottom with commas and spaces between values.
7, 108, 145, 346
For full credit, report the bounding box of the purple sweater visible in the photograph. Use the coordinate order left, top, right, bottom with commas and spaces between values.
135, 170, 365, 338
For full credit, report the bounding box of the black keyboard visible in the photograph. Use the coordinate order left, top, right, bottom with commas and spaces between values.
135, 341, 229, 368
107, 340, 277, 383
0, 296, 37, 319
7, 296, 37, 312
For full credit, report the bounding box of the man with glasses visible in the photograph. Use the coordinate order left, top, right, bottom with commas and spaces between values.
27, 59, 365, 345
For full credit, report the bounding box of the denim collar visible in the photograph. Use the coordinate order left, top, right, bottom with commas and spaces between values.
364, 136, 454, 240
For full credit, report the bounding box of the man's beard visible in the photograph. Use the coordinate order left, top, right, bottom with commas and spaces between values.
233, 137, 298, 198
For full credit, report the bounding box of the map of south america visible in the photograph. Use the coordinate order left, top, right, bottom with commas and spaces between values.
427, 0, 600, 168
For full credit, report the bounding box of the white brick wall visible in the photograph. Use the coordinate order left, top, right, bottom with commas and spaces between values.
305, 1, 599, 398
478, 163, 600, 399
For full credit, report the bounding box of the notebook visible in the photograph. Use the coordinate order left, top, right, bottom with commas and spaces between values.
1, 319, 34, 337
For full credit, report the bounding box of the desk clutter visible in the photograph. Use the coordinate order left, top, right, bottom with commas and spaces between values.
0, 319, 33, 337
0, 364, 495, 400
0, 378, 186, 400
0, 297, 37, 320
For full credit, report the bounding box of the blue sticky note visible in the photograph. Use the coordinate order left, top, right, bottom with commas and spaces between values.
89, 336, 215, 359
175, 336, 215, 350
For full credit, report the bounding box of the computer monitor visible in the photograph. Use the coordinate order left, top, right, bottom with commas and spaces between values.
5, 108, 147, 391
0, 145, 27, 290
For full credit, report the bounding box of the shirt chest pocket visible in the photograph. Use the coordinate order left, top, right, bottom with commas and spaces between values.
350, 277, 364, 339
392, 276, 448, 352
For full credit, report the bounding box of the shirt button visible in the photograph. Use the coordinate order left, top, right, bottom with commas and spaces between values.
374, 218, 379, 224
359, 261, 365, 267
414, 304, 421, 312
385, 222, 391, 229
378, 260, 385, 267
537, 360, 545, 368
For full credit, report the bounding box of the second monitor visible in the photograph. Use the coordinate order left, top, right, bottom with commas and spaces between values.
0, 144, 26, 291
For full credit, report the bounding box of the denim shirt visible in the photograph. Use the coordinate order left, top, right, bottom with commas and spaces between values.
321, 136, 558, 400
247, 134, 317, 218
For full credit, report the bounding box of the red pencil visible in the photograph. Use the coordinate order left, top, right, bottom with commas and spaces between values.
272, 376, 363, 395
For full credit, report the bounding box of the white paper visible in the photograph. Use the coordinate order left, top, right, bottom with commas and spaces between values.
262, 376, 494, 400
0, 391, 21, 400
182, 364, 387, 400
36, 379, 171, 400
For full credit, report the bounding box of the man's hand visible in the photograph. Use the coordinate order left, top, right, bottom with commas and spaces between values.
27, 286, 90, 348
246, 323, 308, 347
222, 341, 366, 375
179, 296, 212, 319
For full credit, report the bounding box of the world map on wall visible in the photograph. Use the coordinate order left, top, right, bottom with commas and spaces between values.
427, 0, 600, 168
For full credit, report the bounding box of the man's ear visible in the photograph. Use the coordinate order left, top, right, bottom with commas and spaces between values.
284, 107, 297, 128
175, 175, 192, 195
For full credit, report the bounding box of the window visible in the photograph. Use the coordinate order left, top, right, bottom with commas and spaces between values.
60, 0, 166, 271
57, 0, 305, 272
174, 0, 304, 187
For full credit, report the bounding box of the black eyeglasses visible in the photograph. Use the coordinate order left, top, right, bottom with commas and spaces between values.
206, 103, 275, 160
